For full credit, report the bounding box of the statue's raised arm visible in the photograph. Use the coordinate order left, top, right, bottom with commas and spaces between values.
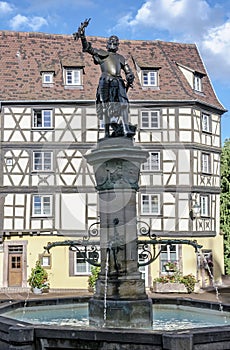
73, 18, 91, 41
73, 19, 136, 138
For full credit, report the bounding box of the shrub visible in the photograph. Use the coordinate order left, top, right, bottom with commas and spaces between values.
88, 266, 100, 290
180, 274, 197, 293
28, 260, 49, 290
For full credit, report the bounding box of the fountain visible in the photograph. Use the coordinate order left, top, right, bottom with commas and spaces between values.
0, 20, 230, 349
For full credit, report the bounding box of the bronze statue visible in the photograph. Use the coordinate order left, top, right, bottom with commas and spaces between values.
73, 19, 136, 138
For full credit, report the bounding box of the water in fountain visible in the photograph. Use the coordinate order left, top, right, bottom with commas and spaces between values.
22, 250, 49, 317
23, 287, 31, 316
103, 248, 109, 326
3, 302, 229, 330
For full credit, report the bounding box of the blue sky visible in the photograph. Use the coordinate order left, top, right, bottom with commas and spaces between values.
0, 0, 229, 143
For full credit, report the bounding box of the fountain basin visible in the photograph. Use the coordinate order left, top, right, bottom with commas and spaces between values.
0, 296, 230, 350
2, 300, 230, 331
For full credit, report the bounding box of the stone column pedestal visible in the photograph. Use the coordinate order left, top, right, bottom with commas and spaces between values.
85, 137, 152, 328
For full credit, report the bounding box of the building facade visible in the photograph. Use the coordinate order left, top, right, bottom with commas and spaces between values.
0, 31, 225, 291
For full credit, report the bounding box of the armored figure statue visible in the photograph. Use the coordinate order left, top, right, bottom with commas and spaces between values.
73, 19, 135, 138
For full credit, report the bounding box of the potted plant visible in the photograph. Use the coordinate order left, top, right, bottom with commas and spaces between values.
28, 260, 49, 294
164, 261, 177, 272
88, 266, 100, 292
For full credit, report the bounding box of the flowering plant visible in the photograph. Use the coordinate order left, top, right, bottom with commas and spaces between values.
154, 272, 197, 293
88, 266, 100, 291
164, 261, 177, 271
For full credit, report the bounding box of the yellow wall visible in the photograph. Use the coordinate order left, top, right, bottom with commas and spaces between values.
26, 236, 89, 290
2, 233, 224, 290
149, 235, 224, 288
0, 245, 4, 286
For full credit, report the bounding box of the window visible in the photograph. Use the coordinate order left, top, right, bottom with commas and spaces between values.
99, 119, 105, 129
201, 153, 211, 174
200, 195, 209, 217
194, 74, 202, 92
141, 194, 160, 215
39, 254, 51, 268
141, 110, 160, 129
33, 109, 53, 129
32, 195, 52, 216
74, 247, 100, 274
160, 244, 179, 273
33, 151, 53, 171
42, 72, 53, 84
142, 152, 160, 171
142, 70, 158, 87
65, 68, 81, 85
202, 113, 211, 133
5, 158, 13, 166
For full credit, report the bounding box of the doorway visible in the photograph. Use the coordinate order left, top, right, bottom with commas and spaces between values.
3, 241, 27, 288
8, 246, 23, 287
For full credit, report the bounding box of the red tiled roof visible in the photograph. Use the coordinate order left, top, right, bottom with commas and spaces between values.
0, 30, 225, 112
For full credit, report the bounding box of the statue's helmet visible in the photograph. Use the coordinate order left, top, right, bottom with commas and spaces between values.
106, 35, 119, 52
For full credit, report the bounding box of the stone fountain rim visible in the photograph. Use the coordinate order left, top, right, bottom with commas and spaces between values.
0, 296, 230, 350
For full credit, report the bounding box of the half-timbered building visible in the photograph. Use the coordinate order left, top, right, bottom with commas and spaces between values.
0, 31, 225, 291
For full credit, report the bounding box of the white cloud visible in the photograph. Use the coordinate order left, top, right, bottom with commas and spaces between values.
0, 1, 14, 14
203, 21, 230, 56
202, 21, 230, 80
114, 0, 229, 82
125, 0, 221, 40
9, 14, 48, 31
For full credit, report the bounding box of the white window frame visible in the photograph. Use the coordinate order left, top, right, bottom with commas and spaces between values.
39, 254, 52, 269
194, 74, 202, 92
141, 110, 160, 129
42, 72, 54, 84
201, 153, 211, 174
142, 152, 160, 171
200, 195, 209, 217
142, 70, 158, 87
33, 109, 53, 129
202, 113, 211, 133
160, 244, 179, 274
65, 68, 81, 86
32, 151, 53, 171
5, 158, 13, 166
138, 250, 148, 286
74, 247, 100, 275
32, 195, 52, 217
141, 194, 160, 215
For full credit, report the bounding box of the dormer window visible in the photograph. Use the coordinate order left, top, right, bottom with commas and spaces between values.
65, 68, 81, 86
177, 63, 205, 93
142, 70, 158, 87
42, 72, 54, 84
194, 74, 202, 92
133, 58, 160, 89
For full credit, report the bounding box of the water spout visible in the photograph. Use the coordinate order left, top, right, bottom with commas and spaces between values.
103, 248, 109, 327
198, 250, 224, 314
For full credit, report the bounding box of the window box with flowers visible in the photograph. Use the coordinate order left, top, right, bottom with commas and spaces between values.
152, 270, 199, 294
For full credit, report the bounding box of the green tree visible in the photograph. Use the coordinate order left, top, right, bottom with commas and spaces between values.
220, 138, 230, 274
